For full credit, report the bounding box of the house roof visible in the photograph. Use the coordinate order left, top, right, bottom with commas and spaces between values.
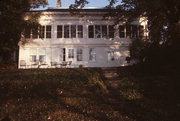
30, 7, 117, 13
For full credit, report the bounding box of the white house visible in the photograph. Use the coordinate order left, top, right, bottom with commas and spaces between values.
18, 5, 148, 68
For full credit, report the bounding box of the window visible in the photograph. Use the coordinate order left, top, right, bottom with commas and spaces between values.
39, 55, 45, 63
64, 25, 70, 38
63, 48, 66, 61
89, 48, 96, 61
108, 51, 115, 61
39, 26, 45, 38
88, 25, 94, 38
46, 25, 51, 38
68, 49, 74, 58
57, 25, 63, 38
39, 48, 46, 63
109, 25, 114, 38
71, 25, 76, 38
102, 25, 108, 38
31, 55, 37, 62
119, 25, 125, 38
77, 48, 83, 61
95, 25, 101, 38
77, 25, 83, 38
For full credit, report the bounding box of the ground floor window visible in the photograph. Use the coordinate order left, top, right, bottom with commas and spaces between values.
89, 48, 96, 61
68, 49, 74, 58
30, 55, 37, 62
77, 48, 83, 61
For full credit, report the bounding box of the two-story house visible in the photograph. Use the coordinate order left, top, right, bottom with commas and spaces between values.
18, 6, 148, 68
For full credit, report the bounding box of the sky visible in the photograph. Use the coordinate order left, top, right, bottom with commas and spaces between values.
37, 0, 121, 9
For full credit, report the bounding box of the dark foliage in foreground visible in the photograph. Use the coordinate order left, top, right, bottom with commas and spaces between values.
0, 67, 180, 121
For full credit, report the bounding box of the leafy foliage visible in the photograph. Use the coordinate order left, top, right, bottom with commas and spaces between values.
0, 0, 47, 62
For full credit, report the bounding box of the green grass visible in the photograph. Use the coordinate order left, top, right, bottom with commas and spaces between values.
0, 67, 180, 121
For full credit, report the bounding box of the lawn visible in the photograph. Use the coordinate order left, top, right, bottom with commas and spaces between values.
0, 67, 180, 121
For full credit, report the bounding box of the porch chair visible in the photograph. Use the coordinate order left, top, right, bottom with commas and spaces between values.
19, 60, 26, 69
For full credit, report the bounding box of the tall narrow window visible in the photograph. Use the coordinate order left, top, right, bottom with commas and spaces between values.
63, 48, 66, 61
109, 25, 114, 38
77, 25, 83, 38
68, 49, 74, 58
32, 26, 38, 38
71, 25, 76, 38
46, 25, 51, 38
126, 25, 131, 38
139, 25, 144, 38
30, 49, 37, 62
39, 48, 46, 63
57, 25, 63, 38
89, 48, 96, 61
77, 48, 83, 61
64, 25, 70, 38
119, 25, 125, 38
102, 25, 108, 38
132, 25, 138, 38
24, 27, 31, 38
95, 25, 101, 38
39, 26, 45, 38
88, 25, 94, 38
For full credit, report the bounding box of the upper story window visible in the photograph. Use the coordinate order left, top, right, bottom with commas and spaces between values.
24, 25, 51, 39
46, 25, 51, 38
57, 25, 83, 38
119, 25, 144, 39
88, 25, 94, 38
88, 25, 114, 39
57, 25, 63, 38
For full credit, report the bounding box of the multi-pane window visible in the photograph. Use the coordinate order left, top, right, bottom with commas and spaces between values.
68, 49, 74, 58
119, 25, 144, 39
39, 55, 45, 63
109, 25, 114, 38
89, 48, 96, 61
88, 25, 94, 38
57, 25, 63, 38
77, 25, 83, 38
119, 25, 125, 38
58, 25, 83, 38
71, 25, 76, 38
102, 25, 108, 38
31, 55, 37, 62
77, 48, 83, 61
64, 25, 70, 38
95, 25, 101, 38
46, 25, 51, 38
88, 25, 114, 38
39, 26, 45, 38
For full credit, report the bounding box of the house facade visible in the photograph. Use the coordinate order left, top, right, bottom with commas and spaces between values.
18, 8, 148, 68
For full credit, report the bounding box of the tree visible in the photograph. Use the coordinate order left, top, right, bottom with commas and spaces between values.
0, 0, 47, 62
72, 0, 180, 65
